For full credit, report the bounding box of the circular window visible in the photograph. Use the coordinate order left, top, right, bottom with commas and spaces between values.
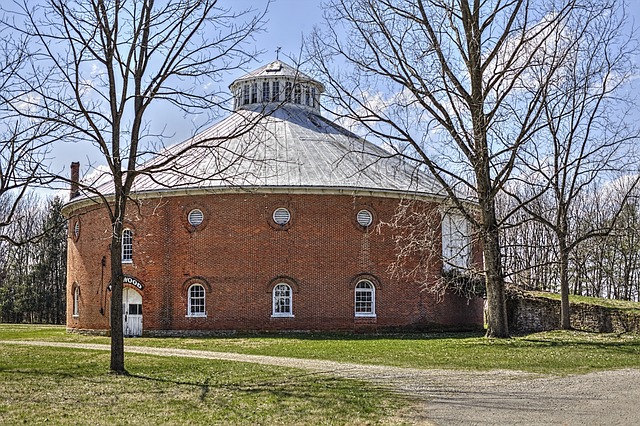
356, 209, 373, 227
273, 207, 291, 226
188, 209, 204, 226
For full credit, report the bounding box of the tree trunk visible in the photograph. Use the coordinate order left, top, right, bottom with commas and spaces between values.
559, 240, 571, 329
480, 193, 509, 338
484, 233, 509, 337
109, 202, 126, 374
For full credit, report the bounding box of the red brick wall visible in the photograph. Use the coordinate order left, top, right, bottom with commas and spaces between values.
66, 192, 484, 334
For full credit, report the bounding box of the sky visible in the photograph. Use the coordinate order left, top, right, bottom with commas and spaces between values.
28, 1, 640, 196
42, 0, 326, 191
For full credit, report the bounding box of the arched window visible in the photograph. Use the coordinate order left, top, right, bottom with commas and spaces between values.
122, 229, 133, 263
73, 286, 80, 317
272, 283, 293, 317
355, 280, 376, 317
188, 284, 206, 317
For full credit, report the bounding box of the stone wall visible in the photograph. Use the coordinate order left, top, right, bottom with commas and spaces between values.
507, 294, 640, 334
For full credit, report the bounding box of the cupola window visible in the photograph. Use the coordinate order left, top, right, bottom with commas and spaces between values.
243, 84, 250, 105
285, 81, 292, 102
272, 81, 280, 102
294, 84, 302, 104
262, 81, 270, 102
251, 82, 258, 103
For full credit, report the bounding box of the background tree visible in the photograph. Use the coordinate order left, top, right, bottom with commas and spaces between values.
502, 1, 639, 328
0, 29, 58, 246
0, 195, 66, 323
1, 0, 268, 373
310, 0, 614, 337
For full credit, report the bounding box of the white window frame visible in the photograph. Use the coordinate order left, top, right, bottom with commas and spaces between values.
272, 283, 293, 317
356, 209, 373, 227
122, 229, 133, 263
243, 84, 250, 105
354, 280, 376, 317
251, 82, 258, 103
273, 207, 291, 226
73, 286, 79, 317
442, 212, 471, 271
187, 284, 207, 318
285, 81, 292, 102
188, 209, 204, 227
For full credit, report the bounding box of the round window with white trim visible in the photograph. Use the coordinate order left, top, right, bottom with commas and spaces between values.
273, 207, 291, 226
356, 209, 373, 227
188, 209, 204, 227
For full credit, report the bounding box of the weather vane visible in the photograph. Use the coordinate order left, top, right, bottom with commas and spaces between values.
276, 46, 281, 60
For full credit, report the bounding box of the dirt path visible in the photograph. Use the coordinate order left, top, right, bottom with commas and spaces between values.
3, 340, 640, 425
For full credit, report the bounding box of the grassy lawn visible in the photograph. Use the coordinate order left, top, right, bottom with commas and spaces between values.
0, 343, 404, 425
2, 324, 640, 374
530, 291, 640, 314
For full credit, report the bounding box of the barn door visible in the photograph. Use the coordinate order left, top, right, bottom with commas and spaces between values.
123, 287, 143, 337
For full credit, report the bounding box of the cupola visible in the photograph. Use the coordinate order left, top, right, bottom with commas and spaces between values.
229, 60, 324, 114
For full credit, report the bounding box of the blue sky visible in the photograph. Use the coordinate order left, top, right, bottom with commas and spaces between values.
41, 1, 640, 193
48, 0, 326, 186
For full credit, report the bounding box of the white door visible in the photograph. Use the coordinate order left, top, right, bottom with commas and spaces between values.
123, 287, 143, 337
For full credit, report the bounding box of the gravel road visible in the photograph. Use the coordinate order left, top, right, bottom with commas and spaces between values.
4, 340, 640, 425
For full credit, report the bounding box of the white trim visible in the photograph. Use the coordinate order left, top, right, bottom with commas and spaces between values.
121, 229, 133, 263
62, 186, 453, 217
272, 283, 293, 317
354, 280, 376, 317
187, 283, 207, 317
273, 207, 291, 225
188, 208, 204, 226
356, 209, 373, 227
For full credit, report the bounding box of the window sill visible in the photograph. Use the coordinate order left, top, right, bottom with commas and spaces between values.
72, 315, 79, 318
186, 314, 207, 318
355, 313, 376, 318
271, 314, 294, 318
122, 260, 133, 264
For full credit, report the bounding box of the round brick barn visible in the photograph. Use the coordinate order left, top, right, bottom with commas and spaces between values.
63, 60, 484, 336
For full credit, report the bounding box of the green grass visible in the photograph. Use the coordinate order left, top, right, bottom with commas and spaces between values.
0, 343, 404, 425
2, 324, 640, 374
530, 291, 640, 314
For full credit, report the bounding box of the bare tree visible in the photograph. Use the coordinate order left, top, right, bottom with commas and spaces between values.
504, 1, 639, 329
1, 0, 268, 373
310, 0, 613, 337
0, 31, 56, 246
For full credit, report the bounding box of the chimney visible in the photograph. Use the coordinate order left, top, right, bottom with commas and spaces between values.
70, 162, 80, 199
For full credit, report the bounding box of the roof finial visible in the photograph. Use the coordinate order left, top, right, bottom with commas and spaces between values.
276, 46, 281, 60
